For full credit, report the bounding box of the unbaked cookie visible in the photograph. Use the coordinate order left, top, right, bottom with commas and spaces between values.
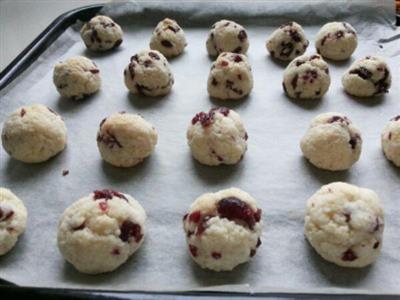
266, 21, 309, 61
315, 22, 357, 61
0, 188, 28, 255
207, 52, 253, 100
300, 112, 362, 171
53, 56, 101, 100
97, 112, 158, 167
206, 20, 249, 56
342, 56, 392, 97
381, 115, 400, 167
80, 15, 123, 51
187, 107, 247, 166
57, 189, 146, 274
305, 182, 384, 268
282, 54, 330, 99
150, 18, 187, 58
183, 187, 262, 271
1, 104, 67, 163
124, 49, 174, 96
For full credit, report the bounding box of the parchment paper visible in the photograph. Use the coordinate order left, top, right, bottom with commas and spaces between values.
0, 0, 399, 295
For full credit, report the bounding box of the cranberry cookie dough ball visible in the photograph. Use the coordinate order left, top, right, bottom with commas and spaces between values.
305, 182, 384, 268
58, 189, 146, 274
207, 52, 253, 100
300, 113, 362, 171
124, 50, 174, 97
342, 56, 392, 97
381, 115, 400, 167
150, 18, 187, 58
1, 104, 67, 163
206, 20, 249, 56
315, 22, 357, 61
0, 188, 28, 255
97, 112, 158, 168
187, 107, 248, 166
183, 188, 262, 271
266, 21, 309, 61
80, 15, 123, 51
53, 56, 101, 100
282, 54, 330, 99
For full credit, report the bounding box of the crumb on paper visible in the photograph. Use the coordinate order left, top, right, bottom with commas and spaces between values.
62, 169, 69, 176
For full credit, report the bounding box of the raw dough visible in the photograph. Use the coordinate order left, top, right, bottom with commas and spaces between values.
381, 115, 400, 167
187, 107, 248, 166
266, 21, 309, 61
207, 52, 253, 100
206, 20, 249, 56
97, 112, 158, 167
183, 187, 262, 271
150, 18, 187, 58
80, 15, 123, 51
315, 22, 357, 61
124, 49, 174, 97
300, 112, 362, 171
0, 188, 28, 255
342, 56, 392, 97
53, 56, 101, 100
57, 189, 146, 274
305, 182, 384, 268
282, 54, 330, 99
1, 104, 67, 163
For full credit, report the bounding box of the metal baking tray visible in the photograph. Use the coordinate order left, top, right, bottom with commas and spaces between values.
0, 3, 399, 300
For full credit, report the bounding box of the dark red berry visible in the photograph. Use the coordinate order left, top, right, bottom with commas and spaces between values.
90, 69, 99, 74
234, 55, 243, 63
238, 30, 247, 42
217, 197, 260, 229
189, 244, 198, 257
149, 52, 160, 60
20, 108, 26, 117
212, 252, 222, 259
93, 189, 127, 201
373, 241, 380, 249
99, 202, 108, 212
161, 40, 173, 48
189, 211, 201, 223
250, 249, 256, 257
119, 220, 143, 243
342, 249, 357, 261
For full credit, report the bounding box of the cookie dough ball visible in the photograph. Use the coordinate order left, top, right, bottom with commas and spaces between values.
283, 54, 330, 99
342, 56, 392, 97
183, 188, 262, 271
300, 113, 362, 171
0, 188, 28, 255
97, 112, 158, 167
150, 18, 187, 58
206, 20, 249, 56
207, 52, 253, 100
305, 182, 384, 267
80, 15, 123, 51
266, 22, 309, 61
53, 56, 101, 100
315, 22, 357, 61
187, 107, 248, 166
381, 115, 400, 167
1, 104, 67, 163
124, 49, 174, 97
58, 189, 146, 274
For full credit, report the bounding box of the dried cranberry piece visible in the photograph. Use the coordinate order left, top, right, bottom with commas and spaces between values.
349, 134, 360, 149
224, 22, 230, 27
217, 197, 259, 229
131, 55, 139, 63
20, 108, 26, 117
296, 61, 305, 67
99, 202, 108, 212
244, 132, 248, 141
119, 220, 143, 243
220, 60, 229, 67
238, 30, 247, 42
211, 77, 218, 86
144, 60, 152, 67
93, 189, 127, 201
234, 55, 243, 63
373, 217, 383, 232
350, 67, 372, 80
289, 30, 301, 42
321, 33, 330, 46
149, 52, 160, 60
373, 241, 380, 249
342, 249, 357, 261
97, 130, 122, 149
212, 252, 222, 259
90, 69, 99, 74
161, 40, 173, 48
112, 248, 120, 255
250, 249, 256, 257
189, 244, 198, 257
225, 80, 243, 95
335, 31, 344, 39
167, 25, 178, 33
280, 42, 294, 57
344, 212, 351, 222
374, 68, 390, 94
189, 211, 201, 223
329, 115, 349, 124
310, 55, 320, 60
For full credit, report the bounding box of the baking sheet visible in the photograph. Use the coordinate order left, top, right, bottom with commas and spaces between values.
1, 0, 400, 295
